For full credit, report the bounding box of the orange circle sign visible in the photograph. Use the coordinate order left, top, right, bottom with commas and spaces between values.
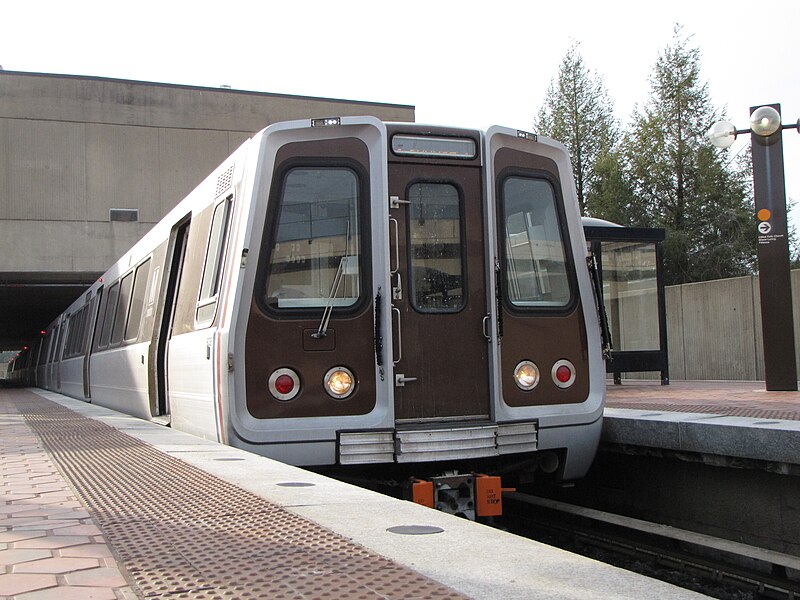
758, 209, 772, 221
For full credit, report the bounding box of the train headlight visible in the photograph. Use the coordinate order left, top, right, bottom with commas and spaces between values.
514, 361, 540, 391
269, 368, 300, 401
324, 367, 355, 399
552, 359, 576, 388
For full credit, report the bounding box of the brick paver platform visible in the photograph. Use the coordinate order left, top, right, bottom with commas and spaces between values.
1, 388, 466, 599
1, 391, 135, 599
606, 380, 800, 421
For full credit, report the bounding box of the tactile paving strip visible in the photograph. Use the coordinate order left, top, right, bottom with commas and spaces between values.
13, 391, 466, 599
606, 402, 800, 421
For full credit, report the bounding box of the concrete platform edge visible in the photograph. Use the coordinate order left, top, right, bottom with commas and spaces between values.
603, 407, 800, 466
26, 390, 708, 600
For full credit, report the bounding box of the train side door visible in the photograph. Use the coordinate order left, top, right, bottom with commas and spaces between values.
48, 320, 64, 390
54, 320, 64, 391
388, 152, 491, 422
151, 218, 190, 417
83, 289, 101, 399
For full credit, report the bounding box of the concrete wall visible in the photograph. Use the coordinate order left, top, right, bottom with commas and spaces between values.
0, 71, 415, 277
660, 271, 800, 381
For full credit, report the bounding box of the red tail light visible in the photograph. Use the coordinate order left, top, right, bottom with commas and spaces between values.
268, 368, 300, 401
274, 375, 295, 395
552, 360, 576, 388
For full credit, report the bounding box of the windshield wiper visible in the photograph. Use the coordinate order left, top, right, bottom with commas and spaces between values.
313, 221, 352, 339
312, 255, 349, 338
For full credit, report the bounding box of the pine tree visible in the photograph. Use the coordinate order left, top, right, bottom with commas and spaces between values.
623, 26, 755, 284
534, 43, 618, 215
588, 149, 638, 225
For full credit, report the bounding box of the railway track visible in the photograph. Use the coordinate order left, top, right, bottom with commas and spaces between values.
501, 492, 800, 599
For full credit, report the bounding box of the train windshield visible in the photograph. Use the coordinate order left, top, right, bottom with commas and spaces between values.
502, 176, 571, 308
264, 167, 361, 310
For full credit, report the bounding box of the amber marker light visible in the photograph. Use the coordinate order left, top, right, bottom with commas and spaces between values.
324, 367, 355, 399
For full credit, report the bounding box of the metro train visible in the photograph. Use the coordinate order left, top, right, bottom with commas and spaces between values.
9, 117, 606, 512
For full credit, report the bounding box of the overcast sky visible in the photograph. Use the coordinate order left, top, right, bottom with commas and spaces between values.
2, 0, 799, 222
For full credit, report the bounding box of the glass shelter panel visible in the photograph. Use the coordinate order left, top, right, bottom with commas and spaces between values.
602, 241, 659, 351
265, 168, 361, 310
408, 183, 465, 312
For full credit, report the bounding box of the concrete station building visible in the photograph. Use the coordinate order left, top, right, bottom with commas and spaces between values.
0, 70, 415, 349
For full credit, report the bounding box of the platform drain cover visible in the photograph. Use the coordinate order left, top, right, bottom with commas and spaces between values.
387, 525, 445, 535
276, 481, 316, 487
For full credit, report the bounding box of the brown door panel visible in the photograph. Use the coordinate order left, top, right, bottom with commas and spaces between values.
389, 163, 490, 421
500, 311, 590, 406
245, 137, 376, 420
245, 302, 377, 419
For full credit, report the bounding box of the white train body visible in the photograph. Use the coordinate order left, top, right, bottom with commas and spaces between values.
27, 117, 604, 480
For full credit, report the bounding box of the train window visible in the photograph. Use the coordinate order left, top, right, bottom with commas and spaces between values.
391, 135, 477, 159
502, 177, 572, 309
98, 282, 120, 349
408, 183, 465, 312
126, 258, 152, 341
111, 273, 134, 346
196, 198, 232, 324
264, 168, 361, 310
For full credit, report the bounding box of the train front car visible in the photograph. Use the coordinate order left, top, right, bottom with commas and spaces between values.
228, 118, 604, 500
485, 126, 605, 483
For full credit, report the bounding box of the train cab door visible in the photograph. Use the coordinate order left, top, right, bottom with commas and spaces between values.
240, 120, 388, 445
387, 130, 491, 422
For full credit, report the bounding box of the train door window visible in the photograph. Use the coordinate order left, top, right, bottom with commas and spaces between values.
90, 288, 105, 352
43, 329, 54, 364
501, 177, 572, 309
69, 308, 82, 357
53, 323, 65, 362
408, 182, 465, 312
72, 307, 87, 357
78, 307, 89, 352
98, 282, 120, 349
264, 168, 361, 311
126, 259, 152, 341
111, 272, 134, 346
196, 197, 232, 325
62, 317, 74, 358
64, 309, 80, 359
64, 316, 75, 358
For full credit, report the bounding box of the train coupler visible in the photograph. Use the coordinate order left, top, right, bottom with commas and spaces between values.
409, 473, 515, 520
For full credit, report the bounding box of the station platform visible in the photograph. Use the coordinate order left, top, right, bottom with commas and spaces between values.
0, 388, 706, 600
604, 380, 800, 469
